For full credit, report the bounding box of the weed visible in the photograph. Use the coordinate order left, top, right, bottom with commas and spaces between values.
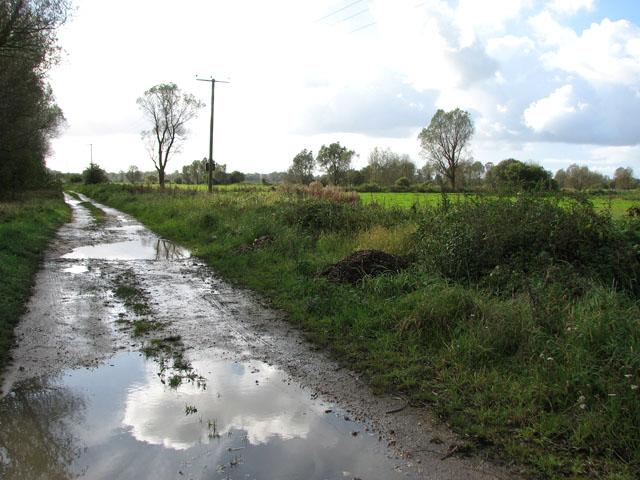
168, 375, 182, 388
74, 183, 640, 478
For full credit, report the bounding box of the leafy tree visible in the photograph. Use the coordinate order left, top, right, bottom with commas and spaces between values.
285, 149, 315, 185
137, 83, 204, 188
458, 160, 485, 187
555, 164, 610, 190
614, 167, 636, 190
229, 170, 245, 184
82, 162, 108, 185
212, 163, 228, 185
67, 173, 82, 183
145, 174, 157, 185
418, 108, 474, 191
126, 165, 142, 184
365, 147, 416, 186
316, 142, 355, 186
395, 176, 411, 188
488, 159, 553, 191
0, 0, 70, 198
186, 158, 206, 184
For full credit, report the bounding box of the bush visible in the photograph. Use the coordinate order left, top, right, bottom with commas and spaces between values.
68, 173, 83, 183
356, 183, 383, 193
411, 193, 640, 293
395, 177, 411, 188
82, 163, 108, 184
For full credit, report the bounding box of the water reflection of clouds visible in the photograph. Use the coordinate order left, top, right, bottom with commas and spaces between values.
123, 357, 318, 450
61, 238, 189, 261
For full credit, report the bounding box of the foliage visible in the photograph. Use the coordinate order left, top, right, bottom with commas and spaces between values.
418, 108, 474, 191
363, 147, 416, 186
229, 170, 245, 184
144, 174, 157, 184
614, 167, 638, 190
486, 159, 555, 191
82, 162, 108, 184
0, 0, 70, 199
137, 83, 204, 188
412, 193, 640, 293
126, 165, 142, 184
395, 176, 411, 188
285, 149, 315, 185
316, 142, 355, 186
555, 164, 611, 190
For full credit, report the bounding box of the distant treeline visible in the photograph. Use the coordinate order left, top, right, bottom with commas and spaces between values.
63, 154, 637, 193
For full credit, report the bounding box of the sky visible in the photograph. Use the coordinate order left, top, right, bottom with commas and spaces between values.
47, 0, 640, 177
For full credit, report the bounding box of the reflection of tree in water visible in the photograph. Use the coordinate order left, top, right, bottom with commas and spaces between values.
0, 377, 87, 479
155, 239, 183, 260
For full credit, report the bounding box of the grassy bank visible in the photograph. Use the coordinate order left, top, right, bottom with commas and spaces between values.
76, 183, 640, 478
0, 190, 71, 372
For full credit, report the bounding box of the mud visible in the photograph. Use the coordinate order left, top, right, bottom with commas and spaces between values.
0, 193, 516, 479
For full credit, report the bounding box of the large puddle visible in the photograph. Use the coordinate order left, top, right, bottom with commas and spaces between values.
0, 352, 418, 479
62, 237, 189, 261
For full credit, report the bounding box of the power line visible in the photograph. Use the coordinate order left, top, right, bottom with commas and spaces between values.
350, 21, 376, 33
315, 0, 364, 22
329, 8, 369, 27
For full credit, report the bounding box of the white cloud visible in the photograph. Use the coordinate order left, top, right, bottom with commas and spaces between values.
523, 84, 581, 132
456, 0, 532, 46
546, 0, 596, 15
542, 18, 640, 86
589, 145, 640, 171
529, 10, 577, 46
487, 35, 536, 61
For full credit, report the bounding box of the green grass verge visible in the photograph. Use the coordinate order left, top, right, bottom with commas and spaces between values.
75, 183, 640, 478
0, 190, 71, 372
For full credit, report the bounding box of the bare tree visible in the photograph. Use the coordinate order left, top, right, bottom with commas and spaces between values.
418, 108, 474, 191
137, 83, 204, 188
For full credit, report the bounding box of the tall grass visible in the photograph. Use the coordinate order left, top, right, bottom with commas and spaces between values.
0, 191, 71, 373
76, 184, 640, 478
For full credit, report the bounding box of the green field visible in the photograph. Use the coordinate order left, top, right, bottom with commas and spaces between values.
74, 183, 640, 479
361, 190, 640, 217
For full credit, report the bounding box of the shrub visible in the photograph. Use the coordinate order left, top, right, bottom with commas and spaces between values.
357, 183, 383, 193
395, 177, 411, 188
82, 163, 108, 184
411, 193, 640, 293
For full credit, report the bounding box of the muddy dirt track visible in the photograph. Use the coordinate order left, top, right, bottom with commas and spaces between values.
0, 193, 515, 479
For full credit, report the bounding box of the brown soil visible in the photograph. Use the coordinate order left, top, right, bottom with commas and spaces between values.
318, 249, 410, 283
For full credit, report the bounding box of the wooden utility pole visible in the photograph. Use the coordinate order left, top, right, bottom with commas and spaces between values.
196, 77, 229, 192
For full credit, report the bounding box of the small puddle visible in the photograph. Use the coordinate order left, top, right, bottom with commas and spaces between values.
0, 352, 417, 479
62, 237, 189, 261
63, 264, 89, 274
